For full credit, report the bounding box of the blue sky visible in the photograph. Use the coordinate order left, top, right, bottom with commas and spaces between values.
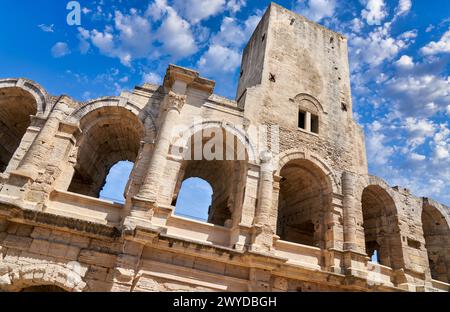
0, 0, 449, 209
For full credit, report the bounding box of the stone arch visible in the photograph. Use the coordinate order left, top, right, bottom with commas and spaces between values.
422, 199, 450, 283
0, 263, 86, 292
171, 119, 258, 163
67, 105, 147, 198
69, 96, 156, 141
293, 93, 326, 114
276, 148, 339, 194
275, 150, 335, 248
360, 180, 404, 269
171, 122, 251, 227
0, 78, 49, 116
0, 80, 48, 173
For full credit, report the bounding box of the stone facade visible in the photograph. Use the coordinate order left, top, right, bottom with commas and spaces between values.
0, 3, 449, 292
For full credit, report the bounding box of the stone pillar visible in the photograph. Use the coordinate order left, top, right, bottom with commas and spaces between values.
254, 151, 274, 226
342, 171, 357, 251
305, 111, 312, 132
133, 91, 186, 208
13, 114, 61, 181
251, 151, 275, 252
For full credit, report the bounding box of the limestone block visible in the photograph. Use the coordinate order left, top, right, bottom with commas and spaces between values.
30, 227, 52, 240
2, 235, 32, 250
79, 250, 117, 268
29, 239, 50, 255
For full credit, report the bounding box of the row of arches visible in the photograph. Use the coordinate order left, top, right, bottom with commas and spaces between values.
0, 82, 449, 284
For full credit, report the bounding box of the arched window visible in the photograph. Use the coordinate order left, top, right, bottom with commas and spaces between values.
277, 159, 331, 248
99, 160, 134, 203
174, 177, 213, 222
68, 107, 144, 199
172, 127, 248, 227
361, 185, 404, 269
0, 87, 37, 172
422, 203, 450, 283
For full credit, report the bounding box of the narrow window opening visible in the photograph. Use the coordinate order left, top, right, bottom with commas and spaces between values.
371, 249, 380, 264
311, 114, 319, 134
99, 160, 134, 203
240, 70, 243, 78
298, 111, 306, 129
174, 177, 213, 222
341, 102, 348, 111
262, 33, 266, 42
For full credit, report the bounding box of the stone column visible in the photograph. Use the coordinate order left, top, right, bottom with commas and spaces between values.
133, 91, 186, 206
254, 151, 274, 226
13, 98, 70, 181
342, 171, 357, 250
251, 151, 275, 252
305, 111, 312, 132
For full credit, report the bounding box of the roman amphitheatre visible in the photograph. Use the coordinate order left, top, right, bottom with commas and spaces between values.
0, 3, 448, 292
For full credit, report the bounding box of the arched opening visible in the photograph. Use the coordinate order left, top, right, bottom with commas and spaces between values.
277, 159, 331, 248
174, 177, 213, 222
20, 285, 67, 292
99, 160, 134, 203
422, 204, 450, 283
361, 185, 403, 269
172, 127, 248, 226
0, 87, 37, 172
68, 107, 144, 199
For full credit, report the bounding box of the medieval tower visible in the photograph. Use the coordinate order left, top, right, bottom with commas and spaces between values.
0, 3, 448, 292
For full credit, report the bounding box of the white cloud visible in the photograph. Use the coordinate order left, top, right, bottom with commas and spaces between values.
197, 12, 261, 76
38, 24, 54, 33
404, 117, 436, 147
349, 23, 411, 69
77, 27, 91, 54
432, 124, 450, 161
142, 72, 162, 85
366, 121, 394, 165
114, 10, 153, 58
447, 105, 450, 117
295, 0, 336, 22
51, 42, 71, 58
227, 0, 246, 13
421, 28, 450, 55
384, 74, 450, 117
395, 55, 414, 69
395, 0, 412, 17
173, 0, 226, 24
80, 3, 197, 64
362, 0, 387, 25
410, 152, 426, 161
197, 44, 241, 74
154, 5, 198, 58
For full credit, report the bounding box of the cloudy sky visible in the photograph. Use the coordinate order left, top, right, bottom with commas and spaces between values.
0, 0, 449, 210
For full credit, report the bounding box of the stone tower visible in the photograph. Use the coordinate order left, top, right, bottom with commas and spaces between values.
238, 3, 367, 175
0, 3, 448, 292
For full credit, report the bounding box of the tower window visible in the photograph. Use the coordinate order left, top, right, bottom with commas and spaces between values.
299, 110, 319, 134
298, 111, 306, 129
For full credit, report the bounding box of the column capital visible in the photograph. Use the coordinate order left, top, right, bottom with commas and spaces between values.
165, 91, 187, 113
